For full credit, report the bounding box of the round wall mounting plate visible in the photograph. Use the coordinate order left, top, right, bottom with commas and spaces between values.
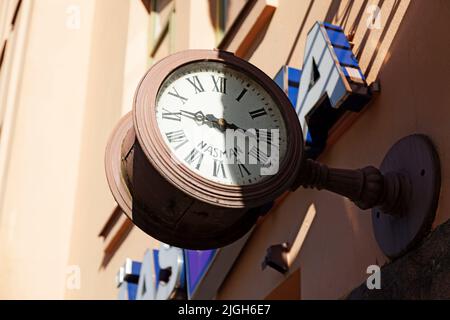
372, 134, 441, 259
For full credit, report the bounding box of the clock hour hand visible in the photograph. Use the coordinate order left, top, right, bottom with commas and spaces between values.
223, 122, 244, 131
220, 119, 248, 132
203, 115, 246, 132
204, 114, 224, 131
205, 114, 241, 132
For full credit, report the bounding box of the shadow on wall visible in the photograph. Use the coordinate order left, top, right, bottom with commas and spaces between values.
221, 0, 412, 88
283, 0, 410, 84
323, 0, 410, 83
288, 191, 383, 300
217, 0, 450, 300
241, 15, 271, 61
291, 0, 450, 298
208, 0, 226, 29
284, 0, 316, 65
267, 0, 415, 255
370, 0, 450, 226
215, 0, 450, 300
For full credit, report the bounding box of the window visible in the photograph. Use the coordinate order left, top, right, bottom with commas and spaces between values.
10, 0, 22, 28
0, 42, 6, 72
215, 0, 228, 44
0, 0, 23, 133
143, 0, 175, 63
212, 0, 248, 45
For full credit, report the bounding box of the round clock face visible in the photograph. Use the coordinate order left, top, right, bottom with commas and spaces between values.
155, 61, 288, 186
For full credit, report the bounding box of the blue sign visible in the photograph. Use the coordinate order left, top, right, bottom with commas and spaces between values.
117, 245, 216, 300
184, 249, 217, 298
278, 22, 373, 159
117, 259, 142, 300
274, 66, 302, 108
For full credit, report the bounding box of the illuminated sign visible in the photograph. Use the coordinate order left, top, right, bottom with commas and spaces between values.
184, 249, 217, 299
117, 259, 141, 300
297, 22, 372, 158
117, 244, 186, 300
117, 233, 252, 300
117, 245, 218, 300
276, 22, 373, 159
274, 66, 302, 108
136, 245, 186, 300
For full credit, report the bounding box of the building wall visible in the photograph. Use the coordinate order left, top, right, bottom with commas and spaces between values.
62, 0, 219, 300
0, 0, 96, 299
63, 0, 153, 299
0, 0, 448, 300
216, 0, 450, 299
61, 0, 219, 299
0, 0, 168, 299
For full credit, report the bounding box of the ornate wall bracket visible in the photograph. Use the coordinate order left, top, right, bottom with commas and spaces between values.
293, 134, 441, 259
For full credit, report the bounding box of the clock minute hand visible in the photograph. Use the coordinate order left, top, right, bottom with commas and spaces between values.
217, 118, 246, 132
223, 122, 244, 131
204, 113, 228, 131
205, 113, 221, 126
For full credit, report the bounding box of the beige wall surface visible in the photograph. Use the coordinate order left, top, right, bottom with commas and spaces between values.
63, 0, 218, 299
63, 0, 155, 299
217, 0, 450, 299
0, 0, 160, 300
0, 0, 448, 300
0, 0, 96, 299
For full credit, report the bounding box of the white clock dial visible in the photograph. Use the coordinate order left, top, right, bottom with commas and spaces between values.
155, 61, 288, 186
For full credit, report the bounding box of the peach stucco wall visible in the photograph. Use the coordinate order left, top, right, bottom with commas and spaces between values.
0, 0, 448, 300
217, 0, 450, 299
0, 0, 97, 299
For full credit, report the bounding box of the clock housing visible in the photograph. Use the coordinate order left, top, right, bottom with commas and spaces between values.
133, 50, 303, 209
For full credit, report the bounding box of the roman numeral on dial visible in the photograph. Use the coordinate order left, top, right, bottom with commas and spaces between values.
236, 88, 247, 102
213, 159, 226, 178
184, 148, 204, 170
237, 163, 251, 178
231, 147, 251, 178
212, 76, 227, 94
162, 108, 181, 121
249, 146, 269, 164
168, 87, 188, 105
165, 130, 188, 150
257, 129, 273, 146
186, 76, 205, 94
249, 108, 267, 119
